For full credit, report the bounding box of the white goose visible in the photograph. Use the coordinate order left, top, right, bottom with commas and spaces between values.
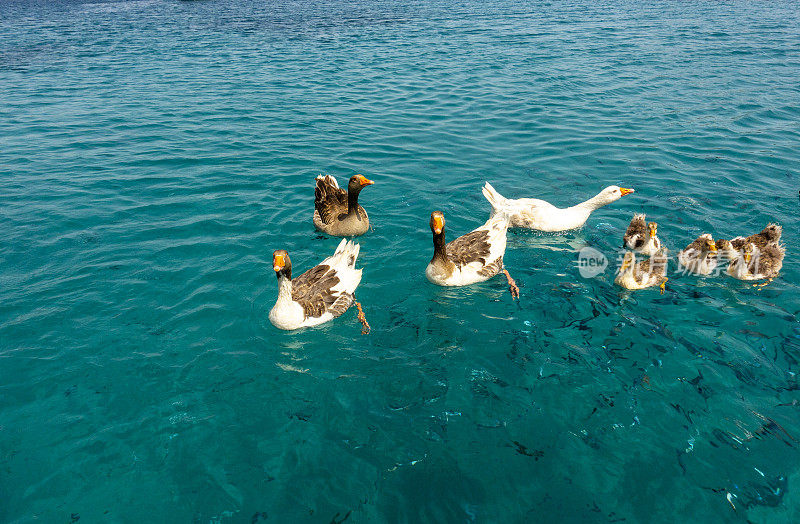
482, 182, 634, 231
269, 239, 363, 331
426, 211, 519, 298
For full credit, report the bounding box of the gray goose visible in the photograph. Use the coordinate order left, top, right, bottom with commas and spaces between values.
313, 174, 374, 236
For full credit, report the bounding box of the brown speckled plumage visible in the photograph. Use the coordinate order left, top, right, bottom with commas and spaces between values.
635, 252, 668, 280
730, 223, 782, 250
623, 214, 647, 249
290, 263, 347, 319
446, 230, 492, 268
477, 256, 504, 277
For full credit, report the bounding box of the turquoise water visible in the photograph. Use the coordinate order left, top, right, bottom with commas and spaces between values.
2, 0, 800, 521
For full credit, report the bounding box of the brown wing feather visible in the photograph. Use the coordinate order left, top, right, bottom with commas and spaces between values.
732, 228, 780, 251
315, 177, 348, 225
328, 292, 354, 318
753, 244, 784, 276
446, 230, 491, 267
291, 264, 341, 319
683, 236, 705, 252
624, 214, 647, 248
680, 235, 709, 259
730, 237, 746, 250
637, 252, 668, 279
477, 256, 503, 277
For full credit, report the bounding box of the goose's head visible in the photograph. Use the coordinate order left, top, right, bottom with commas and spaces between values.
348, 174, 374, 194
619, 251, 636, 273
698, 234, 717, 254
597, 186, 634, 205
272, 250, 292, 280
742, 243, 755, 264
715, 239, 736, 259
430, 211, 445, 235
648, 221, 658, 239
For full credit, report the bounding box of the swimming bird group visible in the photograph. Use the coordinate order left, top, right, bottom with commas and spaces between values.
616, 214, 785, 293
270, 176, 784, 331
269, 176, 635, 331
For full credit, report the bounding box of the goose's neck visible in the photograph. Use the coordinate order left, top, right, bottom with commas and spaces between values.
730, 255, 749, 278
620, 263, 635, 280
276, 274, 293, 304
576, 192, 611, 212
347, 187, 361, 216
431, 231, 449, 265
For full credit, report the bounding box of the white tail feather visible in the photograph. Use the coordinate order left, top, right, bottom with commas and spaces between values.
482, 182, 508, 214
330, 239, 360, 267
333, 238, 348, 256
350, 242, 360, 265
316, 174, 339, 189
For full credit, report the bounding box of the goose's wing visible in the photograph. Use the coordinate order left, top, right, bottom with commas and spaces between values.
446, 214, 508, 269
730, 236, 747, 250
638, 251, 668, 279
623, 214, 647, 248
291, 263, 344, 319
314, 175, 348, 225
745, 233, 768, 250
684, 236, 704, 252
446, 230, 492, 267
748, 224, 782, 248
679, 236, 704, 261
754, 244, 785, 276
745, 230, 781, 250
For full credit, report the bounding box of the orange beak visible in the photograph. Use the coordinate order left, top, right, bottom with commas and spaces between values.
620, 188, 634, 196
433, 215, 443, 235
273, 254, 285, 272
709, 242, 717, 253
357, 175, 374, 186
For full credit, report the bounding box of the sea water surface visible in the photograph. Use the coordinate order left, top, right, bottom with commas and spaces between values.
2, 0, 800, 522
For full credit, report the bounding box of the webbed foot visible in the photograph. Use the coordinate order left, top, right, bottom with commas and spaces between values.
354, 301, 370, 335
502, 268, 520, 300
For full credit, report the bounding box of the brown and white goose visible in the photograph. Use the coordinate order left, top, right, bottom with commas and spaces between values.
269, 239, 364, 330
723, 241, 785, 282
313, 174, 374, 236
615, 250, 669, 294
678, 234, 717, 275
623, 214, 662, 256
426, 211, 519, 298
